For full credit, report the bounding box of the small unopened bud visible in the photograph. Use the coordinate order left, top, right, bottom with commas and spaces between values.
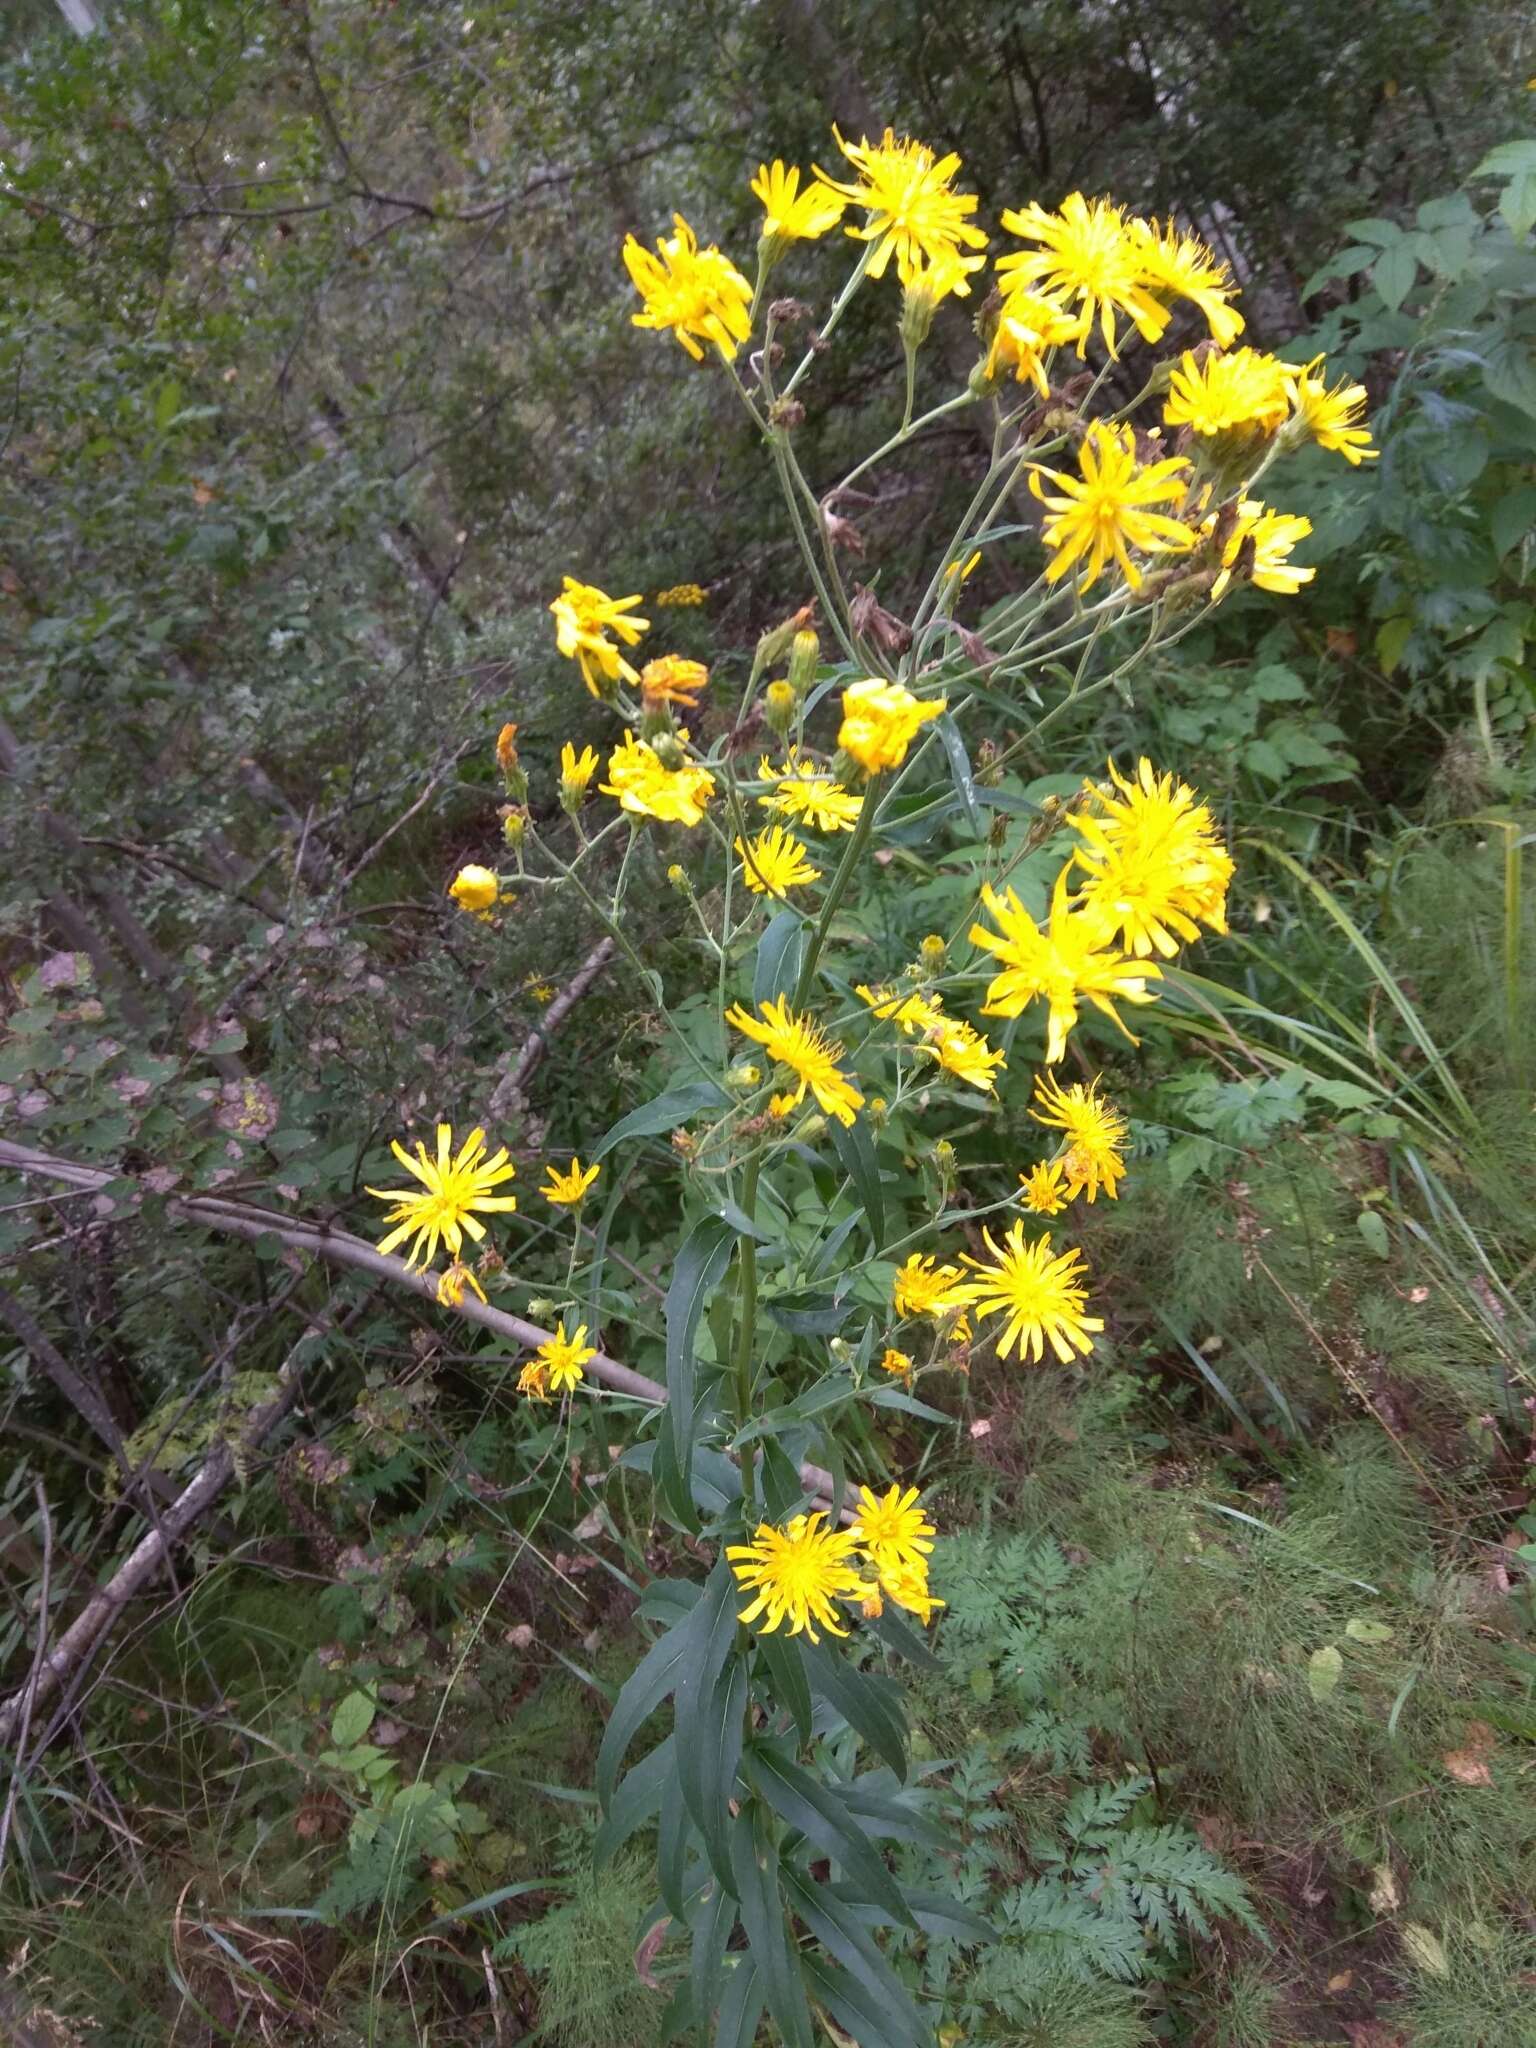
974, 737, 1002, 787
755, 604, 815, 672
639, 698, 675, 742
988, 809, 1010, 850
670, 1128, 699, 1161
651, 731, 687, 771
728, 1063, 761, 1089
788, 629, 819, 695
867, 1095, 888, 1129
764, 680, 796, 735
496, 723, 527, 802
828, 1337, 851, 1362
527, 1297, 557, 1320
934, 1139, 958, 1194
476, 1246, 504, 1278
501, 807, 527, 850
769, 396, 806, 429
919, 933, 947, 972
667, 862, 691, 895
800, 1114, 828, 1144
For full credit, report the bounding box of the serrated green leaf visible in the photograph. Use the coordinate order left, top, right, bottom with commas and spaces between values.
1343, 216, 1404, 247
1491, 485, 1536, 557
1373, 240, 1419, 312
1356, 1209, 1391, 1259
329, 1689, 376, 1748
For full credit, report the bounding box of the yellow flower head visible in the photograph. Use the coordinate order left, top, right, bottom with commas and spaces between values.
517, 1359, 549, 1401
550, 576, 649, 697
767, 1090, 799, 1120
962, 1221, 1104, 1364
724, 996, 864, 1126
435, 1260, 488, 1308
622, 213, 753, 362
640, 654, 709, 709
1285, 356, 1378, 465
857, 983, 944, 1035
537, 1319, 596, 1396
758, 755, 864, 832
726, 1510, 865, 1642
1208, 498, 1315, 599
814, 127, 988, 287
1031, 1072, 1129, 1203
1164, 347, 1290, 438
892, 1251, 974, 1321
735, 823, 823, 896
541, 1157, 600, 1207
905, 244, 988, 314
997, 193, 1169, 356
367, 1124, 518, 1270
969, 867, 1161, 1063
851, 1483, 936, 1576
1019, 1159, 1072, 1216
1070, 755, 1234, 958
922, 1013, 1007, 1094
448, 864, 499, 914
838, 677, 947, 774
879, 1346, 915, 1378
751, 160, 846, 243
601, 730, 716, 826
876, 1559, 945, 1626
1129, 218, 1245, 346
985, 287, 1087, 396
560, 741, 599, 799
1029, 424, 1194, 593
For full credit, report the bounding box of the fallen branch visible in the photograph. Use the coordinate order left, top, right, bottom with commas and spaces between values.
488, 936, 616, 1121
0, 1137, 842, 1502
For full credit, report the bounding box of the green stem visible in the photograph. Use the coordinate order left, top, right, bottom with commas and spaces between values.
781, 245, 875, 399
791, 781, 877, 1008
731, 1148, 764, 1499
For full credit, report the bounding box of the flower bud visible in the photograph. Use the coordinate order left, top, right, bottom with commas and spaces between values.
764, 679, 796, 736
800, 1113, 828, 1144
867, 1095, 888, 1130
501, 807, 527, 851
934, 1139, 958, 1196
787, 629, 819, 696
754, 604, 814, 672
496, 723, 528, 802
728, 1063, 761, 1089
666, 862, 691, 895
919, 933, 946, 972
651, 732, 687, 771
974, 736, 1002, 787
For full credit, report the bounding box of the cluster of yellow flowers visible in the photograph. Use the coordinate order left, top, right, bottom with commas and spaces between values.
728, 1483, 943, 1642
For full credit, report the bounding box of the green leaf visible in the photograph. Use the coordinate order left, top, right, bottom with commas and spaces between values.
688, 1871, 738, 2027
329, 1689, 376, 1748
593, 1734, 674, 1866
1299, 244, 1379, 298
803, 1641, 908, 1779
591, 1081, 729, 1162
1474, 140, 1536, 180
1307, 1644, 1343, 1700
765, 1290, 853, 1337
657, 1780, 696, 1920
1491, 485, 1536, 557
754, 909, 808, 1008
755, 1630, 814, 1747
1356, 1209, 1391, 1260
1242, 737, 1287, 784
1501, 170, 1536, 237
711, 1954, 763, 2048
747, 1746, 914, 1926
597, 1596, 702, 1811
828, 1113, 885, 1248
1375, 615, 1414, 676
1372, 241, 1420, 313
902, 1889, 996, 1942
783, 1874, 927, 2048
1345, 1617, 1395, 1645
660, 1215, 736, 1526
935, 713, 982, 837
729, 1808, 812, 2048
674, 1564, 746, 1888
1343, 216, 1404, 247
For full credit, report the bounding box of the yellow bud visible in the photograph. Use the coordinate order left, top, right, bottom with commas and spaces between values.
867, 1095, 888, 1129
501, 808, 527, 850
919, 933, 946, 971
729, 1063, 761, 1089
666, 862, 691, 894
764, 679, 796, 736
787, 629, 819, 695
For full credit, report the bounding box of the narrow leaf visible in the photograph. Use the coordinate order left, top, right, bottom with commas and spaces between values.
747, 1747, 914, 1926
829, 1113, 885, 1247
592, 1081, 729, 1162
803, 1640, 908, 1779
662, 1216, 736, 1525
729, 1808, 813, 2048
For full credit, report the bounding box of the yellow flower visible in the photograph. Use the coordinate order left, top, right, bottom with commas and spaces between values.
1029, 424, 1194, 593
1031, 1072, 1129, 1203
726, 1511, 866, 1642
654, 582, 707, 607
850, 1483, 935, 1576
969, 868, 1161, 1063
758, 756, 864, 832
1129, 218, 1245, 346
1208, 498, 1315, 598
517, 1360, 549, 1401
984, 287, 1086, 395
997, 193, 1169, 355
751, 159, 846, 242
892, 1251, 974, 1321
541, 1157, 600, 1206
962, 1221, 1104, 1363
448, 864, 499, 914
436, 1260, 488, 1308
814, 127, 988, 287
904, 244, 988, 315
1019, 1159, 1072, 1216
560, 741, 599, 799
735, 823, 823, 896
1285, 356, 1378, 465
531, 982, 557, 1003
767, 1090, 799, 1119
550, 576, 649, 697
1164, 347, 1290, 438
367, 1124, 518, 1269
857, 983, 944, 1035
943, 552, 982, 586
623, 213, 753, 363
537, 1319, 596, 1396
1070, 755, 1234, 957
879, 1346, 915, 1377
724, 996, 864, 1126
876, 1560, 945, 1626
838, 677, 947, 773
601, 730, 716, 826
923, 1013, 1007, 1094
640, 655, 709, 709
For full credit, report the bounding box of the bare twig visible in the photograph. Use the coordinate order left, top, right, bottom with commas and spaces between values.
488, 936, 616, 1121
0, 1483, 53, 1879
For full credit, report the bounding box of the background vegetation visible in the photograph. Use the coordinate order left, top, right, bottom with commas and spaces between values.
1, 2, 1534, 2042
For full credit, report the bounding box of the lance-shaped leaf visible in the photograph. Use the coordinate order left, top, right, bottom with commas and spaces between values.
729, 1807, 813, 2048
593, 1734, 674, 1867
803, 1638, 908, 1780
659, 1214, 735, 1526
746, 1746, 914, 1927
783, 1869, 928, 2048
592, 1080, 730, 1161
